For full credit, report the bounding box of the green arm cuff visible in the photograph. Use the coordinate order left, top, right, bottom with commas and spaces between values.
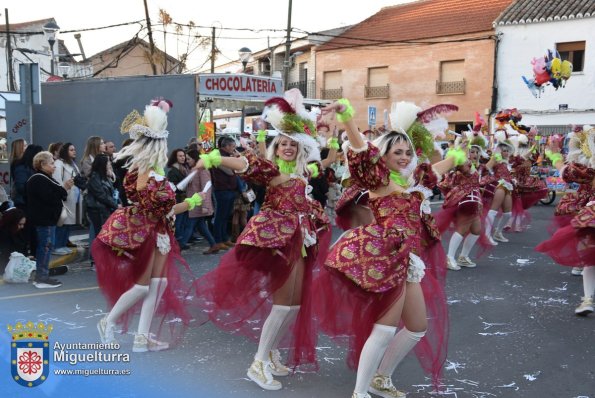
200, 149, 222, 170
336, 98, 355, 123
256, 129, 267, 143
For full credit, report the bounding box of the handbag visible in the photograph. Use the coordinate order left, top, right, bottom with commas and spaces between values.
57, 202, 73, 227
241, 188, 256, 203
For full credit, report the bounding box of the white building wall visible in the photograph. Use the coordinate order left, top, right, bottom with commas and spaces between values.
496, 17, 595, 130
0, 26, 55, 91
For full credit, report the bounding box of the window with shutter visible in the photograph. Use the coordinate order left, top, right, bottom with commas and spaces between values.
556, 41, 585, 72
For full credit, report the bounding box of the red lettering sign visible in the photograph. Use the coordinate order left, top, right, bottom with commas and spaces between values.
11, 118, 28, 134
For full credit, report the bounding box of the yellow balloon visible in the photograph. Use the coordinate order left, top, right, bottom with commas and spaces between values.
550, 57, 562, 78
561, 60, 573, 79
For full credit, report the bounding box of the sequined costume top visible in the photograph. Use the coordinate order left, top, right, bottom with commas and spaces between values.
97, 170, 176, 253
555, 163, 595, 217
439, 163, 482, 209
236, 152, 329, 249
325, 143, 440, 293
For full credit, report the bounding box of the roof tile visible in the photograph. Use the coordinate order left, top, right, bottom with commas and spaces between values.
495, 0, 595, 25
318, 0, 514, 51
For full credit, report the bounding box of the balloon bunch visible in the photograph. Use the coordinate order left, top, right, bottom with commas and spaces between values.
522, 49, 573, 98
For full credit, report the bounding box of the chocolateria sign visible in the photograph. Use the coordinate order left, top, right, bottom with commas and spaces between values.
198, 73, 284, 99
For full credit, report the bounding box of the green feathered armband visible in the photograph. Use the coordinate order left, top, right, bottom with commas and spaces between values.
184, 193, 203, 211
154, 166, 165, 176
336, 98, 355, 123
256, 129, 267, 143
200, 149, 222, 170
493, 153, 503, 162
446, 147, 467, 167
327, 137, 339, 150
545, 150, 563, 165
307, 163, 320, 178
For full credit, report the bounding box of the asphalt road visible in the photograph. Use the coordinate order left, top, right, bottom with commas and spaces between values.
1, 201, 593, 398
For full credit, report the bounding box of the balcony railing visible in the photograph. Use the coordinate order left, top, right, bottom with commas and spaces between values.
365, 84, 390, 98
287, 80, 316, 98
436, 79, 465, 94
321, 87, 343, 100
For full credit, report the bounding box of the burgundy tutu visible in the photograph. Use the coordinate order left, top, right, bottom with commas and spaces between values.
315, 238, 448, 387
535, 225, 595, 267
92, 231, 199, 344
192, 229, 331, 368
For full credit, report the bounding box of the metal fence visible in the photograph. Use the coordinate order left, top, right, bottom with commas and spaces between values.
436, 79, 465, 94
364, 84, 390, 98
321, 87, 343, 100
287, 80, 316, 98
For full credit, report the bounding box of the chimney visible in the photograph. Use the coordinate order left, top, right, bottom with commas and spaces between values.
74, 33, 86, 60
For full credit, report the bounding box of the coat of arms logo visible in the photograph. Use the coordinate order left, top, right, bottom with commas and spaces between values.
8, 321, 53, 387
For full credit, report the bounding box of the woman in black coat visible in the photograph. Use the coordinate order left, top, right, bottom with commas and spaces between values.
85, 154, 120, 237
26, 151, 72, 288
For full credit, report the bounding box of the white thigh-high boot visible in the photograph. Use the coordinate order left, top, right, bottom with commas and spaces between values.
133, 278, 169, 352
446, 232, 463, 270
269, 305, 300, 376
493, 212, 511, 242
353, 324, 396, 396
369, 328, 426, 397
485, 210, 498, 245
576, 266, 595, 316
459, 233, 480, 267
247, 305, 291, 390
98, 284, 149, 344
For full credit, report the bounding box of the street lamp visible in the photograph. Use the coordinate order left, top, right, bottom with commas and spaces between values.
238, 47, 252, 73
42, 21, 60, 76
58, 62, 70, 79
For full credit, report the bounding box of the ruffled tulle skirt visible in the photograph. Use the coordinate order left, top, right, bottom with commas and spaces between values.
192, 228, 331, 369
92, 230, 199, 344
314, 237, 448, 388
535, 225, 595, 267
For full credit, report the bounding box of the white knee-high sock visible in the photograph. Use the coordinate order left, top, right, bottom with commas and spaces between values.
255, 305, 291, 362
485, 210, 498, 236
353, 324, 396, 394
447, 232, 464, 258
271, 305, 300, 350
106, 284, 149, 326
583, 266, 595, 298
137, 278, 168, 336
460, 233, 480, 257
495, 212, 512, 234
377, 328, 426, 377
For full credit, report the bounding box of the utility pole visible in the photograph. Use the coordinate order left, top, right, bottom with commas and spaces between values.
5, 8, 16, 91
143, 0, 157, 75
282, 0, 293, 91
210, 27, 216, 73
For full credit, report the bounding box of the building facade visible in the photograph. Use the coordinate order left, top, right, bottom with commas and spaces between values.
495, 0, 595, 134
315, 0, 514, 132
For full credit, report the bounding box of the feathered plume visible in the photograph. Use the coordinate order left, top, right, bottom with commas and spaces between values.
416, 104, 459, 124
262, 97, 295, 131
144, 105, 168, 132
473, 112, 486, 132
390, 101, 421, 132
424, 118, 449, 139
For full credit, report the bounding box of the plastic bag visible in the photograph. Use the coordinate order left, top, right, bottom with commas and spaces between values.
3, 252, 36, 283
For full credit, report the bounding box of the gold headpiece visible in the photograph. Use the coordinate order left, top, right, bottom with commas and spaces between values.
120, 109, 143, 134
7, 321, 53, 341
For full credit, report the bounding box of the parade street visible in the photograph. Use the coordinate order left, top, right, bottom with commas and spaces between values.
1, 201, 592, 398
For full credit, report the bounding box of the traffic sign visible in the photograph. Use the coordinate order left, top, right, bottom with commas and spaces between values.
368, 106, 377, 126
